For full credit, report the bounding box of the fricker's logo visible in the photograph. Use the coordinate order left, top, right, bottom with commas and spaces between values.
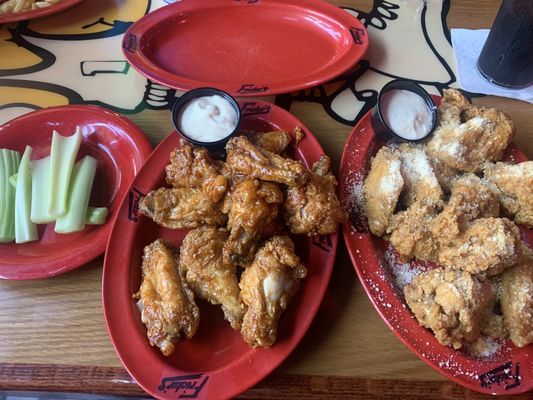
157, 373, 209, 398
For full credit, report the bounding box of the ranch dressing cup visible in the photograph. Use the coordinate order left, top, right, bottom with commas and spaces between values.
172, 88, 241, 151
371, 80, 437, 143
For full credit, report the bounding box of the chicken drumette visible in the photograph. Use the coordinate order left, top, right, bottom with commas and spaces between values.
240, 236, 306, 348
134, 239, 200, 356
179, 226, 246, 330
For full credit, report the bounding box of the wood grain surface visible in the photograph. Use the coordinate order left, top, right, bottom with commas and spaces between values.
1, 0, 532, 398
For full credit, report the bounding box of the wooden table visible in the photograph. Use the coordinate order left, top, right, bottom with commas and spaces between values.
0, 1, 532, 399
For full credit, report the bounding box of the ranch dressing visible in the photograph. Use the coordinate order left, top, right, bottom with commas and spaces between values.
178, 95, 238, 142
380, 89, 433, 140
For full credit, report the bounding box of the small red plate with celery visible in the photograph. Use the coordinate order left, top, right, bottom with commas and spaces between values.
0, 105, 151, 280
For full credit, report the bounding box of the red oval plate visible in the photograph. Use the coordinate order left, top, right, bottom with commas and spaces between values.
338, 97, 533, 395
0, 0, 83, 24
122, 0, 368, 96
103, 100, 338, 400
0, 105, 151, 280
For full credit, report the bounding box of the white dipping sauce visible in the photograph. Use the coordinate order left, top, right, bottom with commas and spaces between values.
380, 89, 433, 140
178, 95, 238, 142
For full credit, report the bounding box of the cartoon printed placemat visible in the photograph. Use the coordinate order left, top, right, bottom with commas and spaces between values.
0, 0, 459, 128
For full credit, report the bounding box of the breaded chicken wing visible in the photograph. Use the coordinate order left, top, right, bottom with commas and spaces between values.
240, 236, 306, 348
134, 239, 200, 356
226, 136, 308, 186
438, 218, 521, 276
397, 143, 443, 207
139, 187, 226, 229
180, 226, 246, 330
363, 146, 404, 236
165, 140, 227, 202
247, 130, 292, 154
388, 200, 441, 262
483, 161, 533, 227
426, 89, 514, 172
223, 179, 284, 267
404, 268, 494, 349
431, 174, 500, 244
500, 250, 533, 347
284, 155, 346, 236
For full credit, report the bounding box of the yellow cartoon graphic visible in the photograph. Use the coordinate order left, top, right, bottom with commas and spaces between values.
0, 0, 177, 124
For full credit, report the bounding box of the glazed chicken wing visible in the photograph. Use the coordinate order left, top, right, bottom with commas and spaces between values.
134, 239, 200, 356
437, 218, 521, 276
483, 161, 533, 227
225, 136, 308, 186
404, 268, 494, 349
363, 146, 404, 236
223, 178, 284, 267
139, 187, 226, 229
500, 249, 533, 347
247, 130, 292, 154
180, 226, 246, 330
431, 174, 500, 244
240, 236, 306, 348
165, 140, 227, 202
283, 155, 347, 236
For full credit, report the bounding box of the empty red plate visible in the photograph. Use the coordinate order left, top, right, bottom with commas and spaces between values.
0, 105, 151, 280
122, 0, 368, 96
103, 100, 338, 400
0, 0, 83, 24
338, 97, 533, 395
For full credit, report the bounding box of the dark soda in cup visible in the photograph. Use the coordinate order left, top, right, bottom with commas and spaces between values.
477, 0, 533, 89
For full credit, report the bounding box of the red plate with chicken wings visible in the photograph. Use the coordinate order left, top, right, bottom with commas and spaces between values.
103, 100, 338, 400
339, 96, 533, 395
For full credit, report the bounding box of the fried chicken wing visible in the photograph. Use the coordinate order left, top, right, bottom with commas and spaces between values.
431, 174, 500, 244
223, 179, 284, 267
483, 161, 533, 227
247, 130, 292, 154
428, 158, 460, 194
165, 140, 227, 202
134, 239, 200, 356
404, 268, 494, 349
437, 218, 521, 276
426, 89, 514, 172
397, 143, 443, 207
284, 155, 347, 236
139, 187, 226, 229
388, 200, 441, 262
363, 146, 404, 236
226, 136, 308, 186
180, 226, 245, 330
500, 250, 533, 347
437, 88, 472, 127
240, 236, 306, 348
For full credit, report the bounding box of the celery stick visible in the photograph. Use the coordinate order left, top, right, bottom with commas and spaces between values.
31, 156, 55, 224
0, 149, 20, 242
86, 206, 108, 225
8, 173, 17, 188
48, 126, 82, 217
55, 156, 97, 234
15, 146, 38, 243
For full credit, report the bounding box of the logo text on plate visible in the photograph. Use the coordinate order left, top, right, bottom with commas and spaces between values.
157, 373, 209, 398
479, 362, 520, 390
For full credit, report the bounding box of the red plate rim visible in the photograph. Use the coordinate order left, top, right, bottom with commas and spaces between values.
121, 0, 368, 96
103, 100, 339, 400
0, 0, 83, 24
338, 97, 533, 395
0, 104, 152, 280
